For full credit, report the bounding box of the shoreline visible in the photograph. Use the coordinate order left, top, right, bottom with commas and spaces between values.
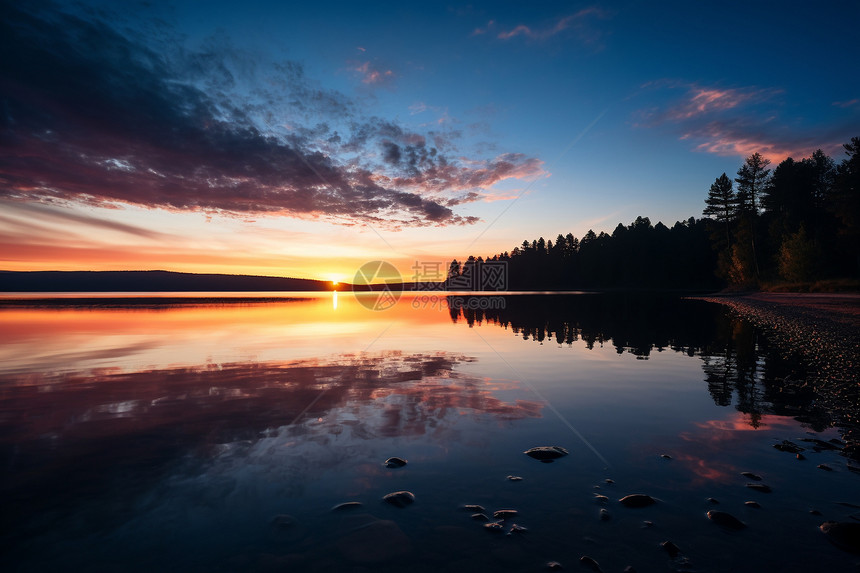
696, 292, 860, 456
694, 293, 859, 381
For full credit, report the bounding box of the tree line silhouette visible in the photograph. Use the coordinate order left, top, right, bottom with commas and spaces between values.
447, 137, 859, 290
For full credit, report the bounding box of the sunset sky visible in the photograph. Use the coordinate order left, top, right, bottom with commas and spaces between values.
2, 0, 859, 283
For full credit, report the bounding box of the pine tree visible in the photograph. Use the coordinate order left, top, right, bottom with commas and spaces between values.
734, 152, 771, 279
704, 173, 737, 246
735, 152, 771, 214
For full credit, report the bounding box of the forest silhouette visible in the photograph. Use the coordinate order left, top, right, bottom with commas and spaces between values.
446, 137, 860, 291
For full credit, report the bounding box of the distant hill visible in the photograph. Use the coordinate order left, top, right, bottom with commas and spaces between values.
0, 270, 334, 292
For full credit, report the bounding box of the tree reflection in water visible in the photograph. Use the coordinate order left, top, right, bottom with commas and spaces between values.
447, 294, 850, 443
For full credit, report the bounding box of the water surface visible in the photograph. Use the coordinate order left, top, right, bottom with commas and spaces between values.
1, 293, 858, 572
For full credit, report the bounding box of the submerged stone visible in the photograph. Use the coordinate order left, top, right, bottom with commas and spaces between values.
706, 497, 719, 504
579, 555, 602, 572
524, 446, 569, 460
483, 521, 505, 533
660, 454, 672, 459
382, 490, 415, 508
336, 518, 411, 564
493, 509, 518, 520
744, 501, 761, 508
741, 472, 762, 481
471, 513, 490, 522
820, 521, 860, 553
461, 504, 485, 512
507, 523, 528, 535
593, 494, 609, 503
745, 483, 772, 493
269, 514, 297, 529
707, 510, 746, 530
506, 475, 523, 481
599, 508, 610, 521
817, 464, 834, 471
660, 540, 681, 558
546, 561, 564, 570
800, 438, 841, 451
619, 494, 657, 508
331, 502, 363, 512
384, 457, 407, 468
773, 440, 805, 454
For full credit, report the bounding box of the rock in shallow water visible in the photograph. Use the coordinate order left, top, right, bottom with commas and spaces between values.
579, 555, 602, 572
660, 540, 681, 558
483, 521, 505, 533
382, 491, 415, 507
741, 471, 762, 481
707, 510, 746, 530
524, 446, 569, 461
331, 502, 363, 512
773, 440, 805, 454
820, 521, 860, 553
745, 483, 772, 493
269, 514, 297, 529
384, 457, 407, 468
493, 509, 518, 520
619, 494, 657, 508
336, 518, 411, 563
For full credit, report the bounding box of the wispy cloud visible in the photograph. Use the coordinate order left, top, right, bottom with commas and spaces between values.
833, 98, 859, 108
351, 60, 395, 85
0, 201, 169, 240
477, 8, 609, 46
637, 80, 858, 162
0, 3, 542, 230
662, 87, 769, 121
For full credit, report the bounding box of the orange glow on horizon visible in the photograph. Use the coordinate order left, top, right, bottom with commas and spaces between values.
0, 240, 460, 284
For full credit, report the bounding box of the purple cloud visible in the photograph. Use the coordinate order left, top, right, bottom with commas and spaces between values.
0, 3, 541, 229
637, 81, 860, 162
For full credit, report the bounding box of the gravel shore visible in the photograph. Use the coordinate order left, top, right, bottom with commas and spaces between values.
694, 293, 859, 383
695, 293, 860, 456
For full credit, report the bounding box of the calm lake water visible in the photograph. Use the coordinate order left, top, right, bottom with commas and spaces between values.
1, 293, 858, 572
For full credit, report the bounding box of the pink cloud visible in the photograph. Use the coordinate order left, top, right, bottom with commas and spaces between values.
833, 98, 859, 108
683, 122, 845, 164
645, 83, 779, 123
353, 61, 394, 85
471, 19, 495, 36
638, 81, 854, 162
495, 8, 606, 42
665, 88, 757, 120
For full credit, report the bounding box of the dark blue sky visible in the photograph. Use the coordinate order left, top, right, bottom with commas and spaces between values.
2, 0, 858, 278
